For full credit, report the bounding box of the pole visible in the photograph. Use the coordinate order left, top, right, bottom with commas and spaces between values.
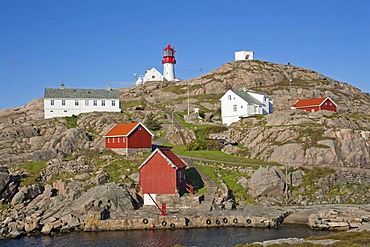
285, 163, 288, 205
187, 82, 190, 115
200, 68, 203, 76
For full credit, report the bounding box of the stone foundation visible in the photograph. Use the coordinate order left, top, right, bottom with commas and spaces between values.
110, 148, 151, 156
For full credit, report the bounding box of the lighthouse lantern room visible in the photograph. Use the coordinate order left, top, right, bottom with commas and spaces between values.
162, 44, 176, 81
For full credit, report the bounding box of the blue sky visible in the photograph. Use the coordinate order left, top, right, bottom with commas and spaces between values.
1, 0, 369, 109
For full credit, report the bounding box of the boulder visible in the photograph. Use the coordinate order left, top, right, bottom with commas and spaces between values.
247, 166, 285, 199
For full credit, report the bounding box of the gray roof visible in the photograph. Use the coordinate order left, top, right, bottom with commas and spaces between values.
231, 89, 264, 105
44, 88, 120, 99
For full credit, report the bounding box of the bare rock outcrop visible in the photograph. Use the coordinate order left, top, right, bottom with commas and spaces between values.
247, 166, 286, 200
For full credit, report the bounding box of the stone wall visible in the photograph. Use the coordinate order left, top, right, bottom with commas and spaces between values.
308, 206, 370, 231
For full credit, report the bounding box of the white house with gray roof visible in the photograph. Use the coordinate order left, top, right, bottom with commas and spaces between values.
44, 84, 121, 119
220, 88, 273, 126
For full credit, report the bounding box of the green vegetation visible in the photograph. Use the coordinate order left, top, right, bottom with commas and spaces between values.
18, 161, 47, 186
173, 145, 281, 167
298, 127, 331, 150
299, 167, 335, 188
121, 99, 146, 110
64, 115, 78, 128
161, 85, 186, 94
144, 112, 161, 131
196, 164, 256, 204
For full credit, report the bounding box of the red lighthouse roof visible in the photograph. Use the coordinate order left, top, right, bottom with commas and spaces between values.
162, 44, 176, 64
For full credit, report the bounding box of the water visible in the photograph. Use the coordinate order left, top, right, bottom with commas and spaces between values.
2, 224, 332, 247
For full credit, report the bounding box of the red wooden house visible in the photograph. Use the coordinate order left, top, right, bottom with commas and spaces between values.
104, 122, 153, 156
292, 97, 337, 113
139, 148, 187, 205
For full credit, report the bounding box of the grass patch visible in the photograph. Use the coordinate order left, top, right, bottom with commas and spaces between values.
64, 115, 78, 128
121, 99, 146, 110
18, 161, 47, 186
172, 145, 281, 167
196, 164, 256, 204
300, 167, 335, 188
161, 85, 186, 94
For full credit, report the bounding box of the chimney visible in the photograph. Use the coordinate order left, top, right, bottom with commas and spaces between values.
60, 83, 65, 89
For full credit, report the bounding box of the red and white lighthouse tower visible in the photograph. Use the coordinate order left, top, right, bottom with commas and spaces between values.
162, 44, 176, 81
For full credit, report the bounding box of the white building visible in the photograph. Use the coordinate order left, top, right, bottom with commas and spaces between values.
220, 88, 273, 126
44, 84, 121, 119
143, 68, 164, 83
235, 50, 254, 61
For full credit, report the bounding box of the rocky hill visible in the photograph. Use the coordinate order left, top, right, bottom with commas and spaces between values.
0, 60, 369, 239
0, 60, 369, 168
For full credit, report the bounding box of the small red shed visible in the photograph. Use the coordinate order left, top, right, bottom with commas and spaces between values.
139, 148, 187, 205
104, 122, 153, 156
292, 97, 337, 112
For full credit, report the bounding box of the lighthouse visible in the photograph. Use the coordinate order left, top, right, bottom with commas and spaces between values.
162, 44, 176, 81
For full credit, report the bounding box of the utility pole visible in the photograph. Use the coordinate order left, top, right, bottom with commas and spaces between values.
288, 62, 292, 95
200, 67, 203, 76
187, 82, 190, 115
285, 163, 289, 206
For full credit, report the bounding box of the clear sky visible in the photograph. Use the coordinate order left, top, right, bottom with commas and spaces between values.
1, 0, 369, 109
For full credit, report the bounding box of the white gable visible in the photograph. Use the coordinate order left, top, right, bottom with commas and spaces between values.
220, 89, 273, 126
144, 68, 164, 82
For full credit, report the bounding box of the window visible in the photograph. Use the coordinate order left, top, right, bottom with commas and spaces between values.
330, 102, 333, 106
75, 100, 79, 106
102, 100, 105, 106
62, 100, 65, 106
51, 100, 54, 106
123, 137, 125, 143
50, 110, 53, 112
93, 100, 97, 106
118, 137, 120, 143
325, 102, 328, 105
85, 100, 89, 106
233, 105, 237, 112
64, 110, 67, 112
152, 75, 155, 79
228, 95, 232, 100
107, 138, 110, 144
112, 138, 115, 143
112, 100, 115, 106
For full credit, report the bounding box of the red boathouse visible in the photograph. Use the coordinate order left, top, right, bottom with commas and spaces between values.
139, 148, 187, 205
104, 122, 153, 156
292, 97, 337, 113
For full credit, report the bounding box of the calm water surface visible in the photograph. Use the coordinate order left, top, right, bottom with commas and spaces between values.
2, 224, 332, 247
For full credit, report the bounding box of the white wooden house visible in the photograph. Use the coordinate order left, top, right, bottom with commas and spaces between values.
220, 88, 273, 126
44, 84, 121, 119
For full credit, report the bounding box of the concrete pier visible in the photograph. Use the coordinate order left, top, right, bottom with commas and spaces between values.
84, 207, 288, 231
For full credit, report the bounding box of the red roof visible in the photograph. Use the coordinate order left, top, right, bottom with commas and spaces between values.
105, 122, 148, 137
160, 149, 187, 169
293, 97, 330, 108
139, 148, 187, 170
